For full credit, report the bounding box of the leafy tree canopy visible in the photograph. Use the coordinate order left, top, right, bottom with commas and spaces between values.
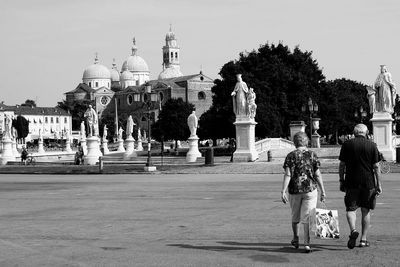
21, 99, 37, 108
152, 98, 194, 142
12, 115, 29, 139
57, 99, 93, 130
200, 43, 325, 138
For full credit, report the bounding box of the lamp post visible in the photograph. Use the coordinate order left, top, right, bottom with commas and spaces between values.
301, 98, 318, 146
354, 106, 367, 123
143, 84, 158, 172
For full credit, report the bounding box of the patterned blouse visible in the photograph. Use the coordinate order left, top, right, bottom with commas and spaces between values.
283, 149, 320, 194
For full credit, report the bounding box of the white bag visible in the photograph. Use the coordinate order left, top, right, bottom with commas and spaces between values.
313, 208, 340, 239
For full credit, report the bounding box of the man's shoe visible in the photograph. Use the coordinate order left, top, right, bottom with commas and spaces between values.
359, 240, 370, 247
347, 230, 359, 249
304, 245, 312, 253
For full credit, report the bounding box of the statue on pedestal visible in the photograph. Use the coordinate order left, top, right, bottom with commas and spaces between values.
103, 125, 108, 141
187, 110, 198, 137
231, 74, 249, 116
126, 115, 135, 139
373, 65, 397, 114
4, 114, 13, 139
138, 128, 142, 141
118, 127, 124, 140
84, 105, 99, 137
80, 121, 86, 138
247, 88, 257, 119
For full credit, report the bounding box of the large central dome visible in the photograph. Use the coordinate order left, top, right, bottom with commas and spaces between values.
122, 55, 149, 73
83, 61, 111, 79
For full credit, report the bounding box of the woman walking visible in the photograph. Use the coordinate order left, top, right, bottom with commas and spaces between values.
281, 132, 326, 253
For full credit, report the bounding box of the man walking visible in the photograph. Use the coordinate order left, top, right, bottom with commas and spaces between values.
339, 124, 382, 249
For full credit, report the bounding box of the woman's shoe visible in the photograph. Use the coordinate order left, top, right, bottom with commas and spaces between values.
291, 239, 299, 249
304, 245, 312, 253
359, 240, 370, 247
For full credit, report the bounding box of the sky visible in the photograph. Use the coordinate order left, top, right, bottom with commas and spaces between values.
1, 0, 399, 107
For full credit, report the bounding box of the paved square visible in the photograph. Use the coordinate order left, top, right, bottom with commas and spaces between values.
0, 173, 399, 266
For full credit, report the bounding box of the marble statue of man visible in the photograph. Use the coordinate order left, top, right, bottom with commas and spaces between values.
84, 105, 98, 137
374, 65, 397, 114
231, 74, 249, 117
187, 110, 198, 137
246, 87, 257, 119
4, 114, 13, 139
103, 125, 108, 140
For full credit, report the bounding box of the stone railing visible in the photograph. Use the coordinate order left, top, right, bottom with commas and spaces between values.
255, 138, 295, 153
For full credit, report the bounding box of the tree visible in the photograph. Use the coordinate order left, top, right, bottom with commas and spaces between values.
12, 115, 29, 141
318, 79, 369, 140
57, 99, 94, 130
21, 99, 37, 108
151, 98, 194, 147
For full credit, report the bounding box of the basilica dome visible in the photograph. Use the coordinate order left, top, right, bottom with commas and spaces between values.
82, 61, 111, 80
158, 67, 183, 80
110, 68, 120, 82
122, 55, 149, 73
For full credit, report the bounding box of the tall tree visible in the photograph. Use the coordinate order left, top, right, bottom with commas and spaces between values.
151, 98, 194, 147
199, 43, 325, 139
12, 115, 29, 140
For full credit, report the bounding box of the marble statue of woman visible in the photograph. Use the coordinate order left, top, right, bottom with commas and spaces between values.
374, 65, 397, 114
118, 127, 124, 140
231, 74, 249, 117
187, 110, 198, 137
80, 121, 86, 138
126, 115, 135, 139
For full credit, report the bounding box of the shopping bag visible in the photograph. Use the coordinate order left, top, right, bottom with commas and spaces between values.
313, 208, 340, 239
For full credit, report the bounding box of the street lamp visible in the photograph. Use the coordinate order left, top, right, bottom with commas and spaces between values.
301, 97, 318, 146
354, 106, 367, 123
143, 84, 158, 171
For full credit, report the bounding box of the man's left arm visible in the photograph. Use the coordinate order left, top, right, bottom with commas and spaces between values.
339, 161, 346, 192
373, 162, 382, 195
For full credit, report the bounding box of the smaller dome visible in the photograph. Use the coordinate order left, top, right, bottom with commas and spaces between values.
121, 70, 134, 81
83, 56, 111, 80
158, 67, 183, 80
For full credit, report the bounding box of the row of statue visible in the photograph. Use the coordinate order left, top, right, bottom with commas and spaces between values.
367, 65, 397, 114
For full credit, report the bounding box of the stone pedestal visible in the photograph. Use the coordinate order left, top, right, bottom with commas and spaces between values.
136, 139, 143, 151
102, 139, 110, 154
124, 137, 137, 159
80, 138, 88, 155
233, 118, 259, 162
289, 121, 306, 141
38, 140, 45, 154
1, 138, 16, 165
84, 136, 102, 165
117, 138, 125, 152
186, 136, 201, 163
371, 112, 395, 160
65, 139, 72, 153
311, 134, 321, 148
12, 139, 19, 157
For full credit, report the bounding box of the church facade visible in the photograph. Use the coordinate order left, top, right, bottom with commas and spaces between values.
65, 28, 214, 135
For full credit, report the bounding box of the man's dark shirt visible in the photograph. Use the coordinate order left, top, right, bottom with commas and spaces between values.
339, 136, 379, 189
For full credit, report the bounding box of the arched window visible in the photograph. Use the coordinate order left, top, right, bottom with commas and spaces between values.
95, 82, 99, 87
127, 94, 133, 105
198, 91, 206, 100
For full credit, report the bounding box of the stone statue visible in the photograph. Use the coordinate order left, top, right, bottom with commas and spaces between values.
247, 88, 257, 119
126, 115, 135, 138
80, 121, 86, 138
65, 128, 70, 140
4, 114, 13, 139
103, 125, 108, 140
138, 128, 142, 140
366, 86, 376, 114
118, 127, 124, 140
187, 110, 198, 137
231, 74, 249, 116
84, 105, 99, 137
374, 65, 397, 114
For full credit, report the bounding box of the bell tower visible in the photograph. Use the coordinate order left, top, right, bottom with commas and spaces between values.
162, 25, 180, 70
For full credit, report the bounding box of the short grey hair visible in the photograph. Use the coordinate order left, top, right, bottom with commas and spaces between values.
293, 132, 308, 148
353, 124, 368, 136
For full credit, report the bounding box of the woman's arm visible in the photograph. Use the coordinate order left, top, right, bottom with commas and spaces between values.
281, 167, 291, 204
314, 169, 326, 202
